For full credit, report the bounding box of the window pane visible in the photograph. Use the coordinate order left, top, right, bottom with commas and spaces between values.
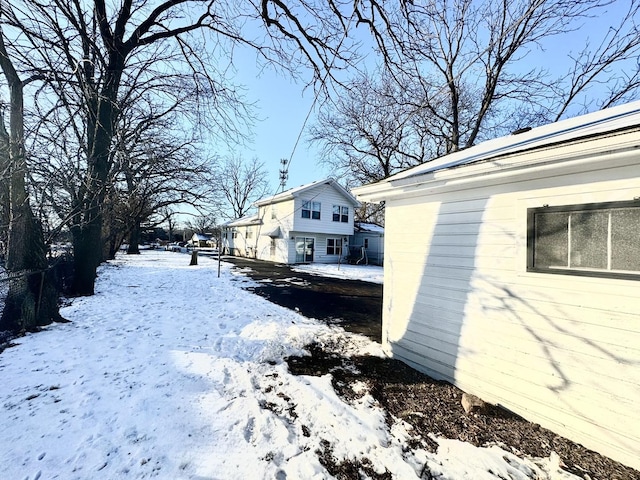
302, 210, 310, 218
611, 208, 640, 271
570, 211, 608, 269
333, 205, 340, 222
534, 212, 569, 268
312, 211, 321, 220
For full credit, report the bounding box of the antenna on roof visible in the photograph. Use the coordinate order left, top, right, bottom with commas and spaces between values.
278, 158, 288, 192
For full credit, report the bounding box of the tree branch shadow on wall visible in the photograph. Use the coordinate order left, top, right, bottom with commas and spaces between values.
390, 199, 639, 466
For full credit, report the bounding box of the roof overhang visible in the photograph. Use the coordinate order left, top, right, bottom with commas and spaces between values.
262, 226, 281, 238
355, 123, 640, 204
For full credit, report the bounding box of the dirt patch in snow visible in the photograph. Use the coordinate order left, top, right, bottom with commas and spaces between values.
286, 342, 639, 480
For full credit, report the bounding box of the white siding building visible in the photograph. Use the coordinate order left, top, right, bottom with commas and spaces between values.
352, 222, 384, 265
222, 179, 360, 264
354, 101, 640, 470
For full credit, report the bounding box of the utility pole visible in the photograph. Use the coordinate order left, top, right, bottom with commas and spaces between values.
279, 158, 288, 192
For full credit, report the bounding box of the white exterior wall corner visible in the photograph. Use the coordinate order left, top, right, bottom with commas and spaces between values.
358, 129, 640, 469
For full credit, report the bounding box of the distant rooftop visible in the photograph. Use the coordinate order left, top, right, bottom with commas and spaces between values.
355, 222, 384, 233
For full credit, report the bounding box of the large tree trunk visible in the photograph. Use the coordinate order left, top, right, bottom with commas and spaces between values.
70, 223, 102, 296
0, 35, 63, 331
1, 204, 62, 330
69, 62, 124, 295
127, 220, 141, 254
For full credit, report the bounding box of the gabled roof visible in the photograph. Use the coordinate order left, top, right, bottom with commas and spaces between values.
191, 233, 212, 241
254, 178, 360, 207
355, 101, 640, 199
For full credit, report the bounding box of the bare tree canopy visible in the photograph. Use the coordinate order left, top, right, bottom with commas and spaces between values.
312, 0, 640, 185
0, 0, 364, 295
212, 155, 271, 220
2, 0, 638, 299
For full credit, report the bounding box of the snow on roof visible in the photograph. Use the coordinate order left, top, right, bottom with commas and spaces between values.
192, 233, 212, 241
223, 213, 261, 227
254, 178, 359, 207
355, 222, 384, 233
390, 100, 640, 181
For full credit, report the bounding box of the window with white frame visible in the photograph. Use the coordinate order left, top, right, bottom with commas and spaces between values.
332, 205, 349, 223
302, 201, 321, 220
326, 238, 343, 256
527, 201, 640, 279
246, 228, 253, 239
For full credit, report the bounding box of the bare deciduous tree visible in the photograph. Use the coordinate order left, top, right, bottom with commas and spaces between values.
213, 155, 270, 220
311, 73, 431, 187
313, 0, 640, 187
0, 30, 62, 331
2, 0, 361, 295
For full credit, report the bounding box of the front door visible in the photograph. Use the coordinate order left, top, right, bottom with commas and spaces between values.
295, 237, 314, 262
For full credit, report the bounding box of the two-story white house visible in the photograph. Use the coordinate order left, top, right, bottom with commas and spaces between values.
222, 178, 361, 264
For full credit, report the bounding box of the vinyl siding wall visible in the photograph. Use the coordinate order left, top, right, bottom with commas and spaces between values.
284, 234, 350, 264
352, 232, 384, 265
291, 184, 356, 237
381, 150, 640, 468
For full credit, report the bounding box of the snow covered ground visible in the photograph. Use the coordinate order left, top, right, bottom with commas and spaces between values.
292, 263, 384, 284
0, 251, 579, 479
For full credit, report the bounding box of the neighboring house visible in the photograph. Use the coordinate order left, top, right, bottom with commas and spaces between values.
221, 214, 262, 258
353, 101, 640, 470
190, 233, 215, 248
222, 178, 360, 264
351, 222, 384, 265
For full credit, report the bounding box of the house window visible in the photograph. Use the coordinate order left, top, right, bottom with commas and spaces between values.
327, 238, 343, 256
232, 230, 238, 239
527, 201, 640, 279
246, 228, 253, 239
271, 206, 277, 219
302, 201, 321, 220
332, 205, 349, 223
364, 238, 369, 249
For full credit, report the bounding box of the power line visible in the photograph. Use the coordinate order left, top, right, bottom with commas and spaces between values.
277, 8, 359, 193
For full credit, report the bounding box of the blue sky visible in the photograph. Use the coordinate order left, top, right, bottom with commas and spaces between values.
233, 63, 327, 193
